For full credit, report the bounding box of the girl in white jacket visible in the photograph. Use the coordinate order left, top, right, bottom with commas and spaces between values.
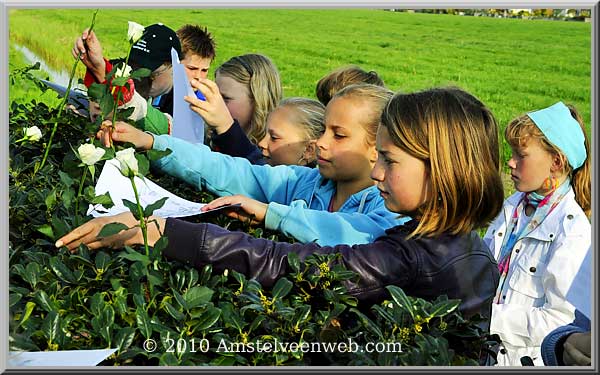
484, 102, 591, 366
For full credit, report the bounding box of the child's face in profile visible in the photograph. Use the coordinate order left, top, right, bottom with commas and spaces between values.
258, 107, 313, 166
316, 96, 377, 185
371, 126, 429, 214
215, 72, 253, 131
507, 138, 556, 194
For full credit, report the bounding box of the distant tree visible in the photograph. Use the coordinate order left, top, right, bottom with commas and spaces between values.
543, 9, 554, 18
518, 10, 531, 18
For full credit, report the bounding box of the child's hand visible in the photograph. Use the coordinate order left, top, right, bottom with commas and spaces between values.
563, 331, 591, 365
55, 212, 140, 251
202, 195, 267, 226
185, 78, 234, 135
72, 28, 106, 82
97, 120, 154, 150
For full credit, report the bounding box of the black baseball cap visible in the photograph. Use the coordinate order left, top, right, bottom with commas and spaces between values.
129, 23, 182, 72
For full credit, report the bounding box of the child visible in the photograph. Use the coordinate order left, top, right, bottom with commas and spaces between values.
104, 84, 400, 247
189, 54, 283, 162
483, 102, 591, 366
257, 97, 325, 167
177, 24, 216, 82
58, 86, 504, 321
74, 23, 216, 137
316, 65, 385, 105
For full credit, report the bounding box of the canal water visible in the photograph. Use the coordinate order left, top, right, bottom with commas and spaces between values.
14, 44, 78, 88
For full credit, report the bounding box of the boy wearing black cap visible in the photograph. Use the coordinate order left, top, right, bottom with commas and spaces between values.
73, 22, 215, 136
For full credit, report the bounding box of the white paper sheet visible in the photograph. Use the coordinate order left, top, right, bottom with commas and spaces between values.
566, 246, 592, 319
8, 348, 117, 367
171, 47, 205, 144
87, 159, 206, 218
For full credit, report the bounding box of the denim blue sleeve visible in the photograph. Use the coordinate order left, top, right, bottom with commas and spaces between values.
264, 200, 404, 246
151, 134, 309, 202
541, 310, 590, 366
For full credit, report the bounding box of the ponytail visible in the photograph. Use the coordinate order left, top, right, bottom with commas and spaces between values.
567, 105, 591, 218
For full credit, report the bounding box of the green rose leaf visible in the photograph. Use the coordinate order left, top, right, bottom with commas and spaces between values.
58, 170, 74, 187
111, 76, 129, 87
87, 82, 108, 101
143, 197, 168, 218
98, 222, 130, 238
145, 148, 172, 162
91, 192, 114, 208
135, 153, 150, 176
130, 68, 152, 79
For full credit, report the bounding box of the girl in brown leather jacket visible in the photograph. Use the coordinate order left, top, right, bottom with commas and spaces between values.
57, 86, 503, 319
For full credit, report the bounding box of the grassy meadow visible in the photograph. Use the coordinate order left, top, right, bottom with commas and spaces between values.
9, 8, 592, 169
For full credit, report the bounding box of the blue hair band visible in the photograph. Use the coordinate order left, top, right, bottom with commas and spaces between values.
527, 101, 586, 169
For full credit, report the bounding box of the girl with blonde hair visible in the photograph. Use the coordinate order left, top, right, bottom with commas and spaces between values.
185, 54, 283, 163
258, 97, 325, 167
485, 102, 591, 366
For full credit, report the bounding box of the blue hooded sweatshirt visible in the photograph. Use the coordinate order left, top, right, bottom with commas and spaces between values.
151, 134, 405, 246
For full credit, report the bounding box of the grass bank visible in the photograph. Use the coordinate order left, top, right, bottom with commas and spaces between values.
9, 8, 592, 167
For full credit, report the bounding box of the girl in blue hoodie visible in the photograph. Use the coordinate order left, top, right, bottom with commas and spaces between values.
105, 84, 403, 247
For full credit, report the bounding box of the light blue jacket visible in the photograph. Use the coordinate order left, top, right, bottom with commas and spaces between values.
151, 134, 405, 246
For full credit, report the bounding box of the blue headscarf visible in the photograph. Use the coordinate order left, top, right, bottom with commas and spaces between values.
527, 101, 586, 169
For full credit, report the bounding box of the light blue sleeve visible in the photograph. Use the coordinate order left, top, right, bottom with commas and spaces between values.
264, 200, 404, 246
151, 134, 311, 203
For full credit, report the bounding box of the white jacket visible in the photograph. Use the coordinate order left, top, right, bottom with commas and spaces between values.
483, 188, 590, 366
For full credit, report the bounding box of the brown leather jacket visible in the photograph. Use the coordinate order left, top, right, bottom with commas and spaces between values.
163, 218, 499, 321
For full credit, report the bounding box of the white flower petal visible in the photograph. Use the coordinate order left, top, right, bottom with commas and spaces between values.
127, 21, 145, 44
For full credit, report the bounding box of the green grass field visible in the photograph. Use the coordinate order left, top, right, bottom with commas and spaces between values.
9, 8, 592, 170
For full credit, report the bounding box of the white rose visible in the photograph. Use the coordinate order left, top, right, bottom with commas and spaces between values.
114, 63, 132, 78
115, 148, 139, 177
127, 21, 145, 44
77, 143, 105, 166
24, 126, 42, 142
